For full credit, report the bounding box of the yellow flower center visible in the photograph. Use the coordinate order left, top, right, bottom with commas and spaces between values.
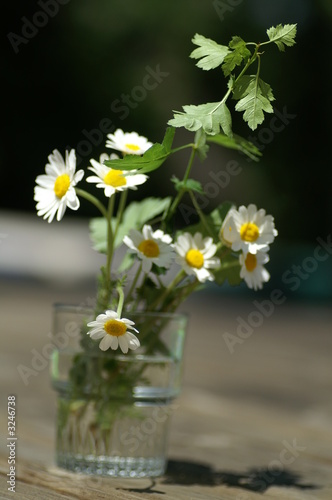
185, 249, 204, 269
104, 169, 127, 188
138, 239, 160, 258
104, 319, 127, 337
125, 143, 140, 152
54, 174, 70, 198
240, 222, 259, 242
244, 253, 257, 272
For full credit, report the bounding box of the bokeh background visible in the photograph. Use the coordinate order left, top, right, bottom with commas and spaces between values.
2, 0, 332, 300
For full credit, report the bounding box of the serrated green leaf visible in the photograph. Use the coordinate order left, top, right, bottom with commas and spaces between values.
168, 101, 233, 137
229, 36, 246, 51
266, 23, 297, 52
171, 176, 204, 194
190, 33, 230, 71
207, 133, 262, 161
218, 102, 233, 137
104, 127, 175, 174
233, 75, 275, 130
89, 197, 171, 253
222, 36, 251, 77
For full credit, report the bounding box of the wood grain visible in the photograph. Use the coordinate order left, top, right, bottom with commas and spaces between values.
1, 279, 332, 499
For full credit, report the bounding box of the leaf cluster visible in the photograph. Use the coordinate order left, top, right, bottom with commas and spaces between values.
169, 24, 296, 133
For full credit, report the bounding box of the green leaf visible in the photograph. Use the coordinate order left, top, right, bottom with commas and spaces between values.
213, 253, 242, 286
207, 133, 262, 162
218, 102, 233, 137
171, 176, 204, 195
210, 202, 234, 230
222, 36, 251, 77
120, 197, 171, 237
190, 34, 230, 71
183, 201, 234, 242
168, 101, 233, 137
89, 218, 109, 253
89, 197, 171, 253
104, 127, 175, 174
160, 125, 176, 153
229, 35, 247, 51
194, 129, 209, 161
233, 75, 275, 130
266, 23, 297, 52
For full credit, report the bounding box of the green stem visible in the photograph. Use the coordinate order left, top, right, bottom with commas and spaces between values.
255, 53, 261, 85
155, 275, 164, 289
170, 143, 194, 154
131, 272, 147, 311
114, 190, 128, 242
235, 46, 260, 83
76, 188, 108, 218
188, 191, 214, 237
125, 262, 143, 305
182, 147, 197, 183
209, 47, 259, 117
164, 278, 200, 313
116, 285, 125, 317
162, 147, 197, 227
209, 87, 233, 114
258, 38, 274, 48
148, 270, 186, 311
106, 195, 116, 279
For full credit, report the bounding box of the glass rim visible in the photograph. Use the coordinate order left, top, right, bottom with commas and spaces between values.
53, 302, 188, 322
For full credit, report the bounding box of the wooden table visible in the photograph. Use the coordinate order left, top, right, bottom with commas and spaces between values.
1, 278, 332, 499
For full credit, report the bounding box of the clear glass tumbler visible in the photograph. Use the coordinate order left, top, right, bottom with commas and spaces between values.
50, 304, 187, 477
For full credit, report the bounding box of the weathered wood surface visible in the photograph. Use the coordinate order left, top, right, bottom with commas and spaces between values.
1, 279, 332, 499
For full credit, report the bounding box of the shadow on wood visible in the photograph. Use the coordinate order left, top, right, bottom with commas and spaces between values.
115, 479, 166, 495
159, 460, 319, 494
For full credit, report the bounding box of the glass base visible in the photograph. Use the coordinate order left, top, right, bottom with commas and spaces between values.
57, 453, 166, 477
55, 396, 173, 478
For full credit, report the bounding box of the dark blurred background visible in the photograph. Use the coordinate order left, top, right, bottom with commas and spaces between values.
2, 0, 332, 300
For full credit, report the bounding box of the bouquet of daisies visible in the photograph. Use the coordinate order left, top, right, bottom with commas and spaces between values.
34, 25, 295, 408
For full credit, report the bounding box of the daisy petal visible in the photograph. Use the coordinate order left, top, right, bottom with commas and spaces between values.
34, 148, 82, 223
99, 335, 112, 351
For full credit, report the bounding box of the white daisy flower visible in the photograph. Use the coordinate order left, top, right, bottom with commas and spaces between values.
87, 310, 140, 353
239, 250, 270, 290
174, 232, 220, 283
86, 153, 148, 197
123, 225, 174, 273
220, 204, 278, 255
34, 149, 84, 223
106, 129, 153, 155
